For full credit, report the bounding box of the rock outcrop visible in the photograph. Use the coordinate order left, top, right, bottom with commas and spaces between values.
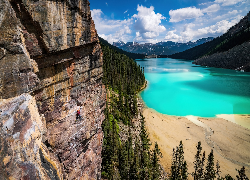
0, 0, 106, 179
0, 94, 63, 179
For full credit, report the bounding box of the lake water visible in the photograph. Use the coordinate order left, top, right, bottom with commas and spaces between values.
136, 58, 250, 117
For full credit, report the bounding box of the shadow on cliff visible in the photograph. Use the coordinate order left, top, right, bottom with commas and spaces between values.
9, 0, 99, 84
10, 0, 49, 55
9, 0, 91, 57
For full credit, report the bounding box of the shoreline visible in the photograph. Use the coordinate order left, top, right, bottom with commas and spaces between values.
142, 106, 250, 178
138, 93, 250, 130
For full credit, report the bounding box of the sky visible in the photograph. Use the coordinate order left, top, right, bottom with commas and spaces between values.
89, 0, 250, 44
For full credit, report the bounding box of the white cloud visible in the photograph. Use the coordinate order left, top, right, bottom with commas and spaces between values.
164, 14, 242, 43
164, 24, 196, 43
134, 32, 159, 44
214, 0, 245, 6
199, 2, 210, 6
133, 5, 166, 42
91, 9, 133, 43
197, 20, 237, 35
213, 10, 240, 21
164, 30, 183, 42
91, 9, 123, 34
169, 7, 204, 22
228, 10, 239, 15
92, 0, 248, 44
202, 4, 220, 13
91, 9, 102, 20
99, 25, 132, 43
178, 17, 240, 42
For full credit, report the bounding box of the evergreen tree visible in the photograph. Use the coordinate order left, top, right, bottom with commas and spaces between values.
151, 142, 162, 180
170, 141, 188, 180
204, 149, 216, 180
192, 141, 205, 180
225, 174, 234, 180
118, 142, 129, 179
130, 138, 141, 180
118, 130, 134, 179
216, 160, 222, 180
101, 114, 121, 179
236, 166, 249, 180
171, 147, 179, 179
139, 113, 151, 179
181, 161, 188, 180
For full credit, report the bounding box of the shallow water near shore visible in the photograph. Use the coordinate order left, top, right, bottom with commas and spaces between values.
136, 58, 250, 117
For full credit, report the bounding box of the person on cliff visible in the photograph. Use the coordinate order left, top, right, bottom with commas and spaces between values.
76, 109, 81, 121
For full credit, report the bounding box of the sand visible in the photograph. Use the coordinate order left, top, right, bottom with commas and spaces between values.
143, 108, 250, 178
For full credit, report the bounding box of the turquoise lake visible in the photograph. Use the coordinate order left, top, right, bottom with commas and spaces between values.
136, 58, 250, 117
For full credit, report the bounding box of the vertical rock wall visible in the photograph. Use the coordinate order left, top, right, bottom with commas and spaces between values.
0, 0, 106, 179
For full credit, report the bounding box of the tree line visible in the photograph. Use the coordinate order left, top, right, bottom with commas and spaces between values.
170, 141, 249, 180
100, 39, 163, 179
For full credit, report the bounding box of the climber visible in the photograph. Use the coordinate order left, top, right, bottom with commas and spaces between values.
76, 109, 81, 120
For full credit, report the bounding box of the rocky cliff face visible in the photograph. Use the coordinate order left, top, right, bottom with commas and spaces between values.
0, 0, 106, 179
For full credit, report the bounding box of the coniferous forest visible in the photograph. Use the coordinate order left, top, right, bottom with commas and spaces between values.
100, 39, 249, 180
100, 39, 163, 180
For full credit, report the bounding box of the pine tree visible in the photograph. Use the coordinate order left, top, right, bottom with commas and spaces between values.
225, 174, 234, 180
118, 130, 134, 180
181, 161, 188, 180
216, 160, 222, 180
170, 141, 188, 180
151, 142, 162, 180
139, 113, 151, 179
101, 111, 121, 179
236, 166, 249, 180
171, 147, 179, 180
192, 141, 205, 180
204, 149, 216, 180
130, 138, 141, 180
118, 142, 129, 179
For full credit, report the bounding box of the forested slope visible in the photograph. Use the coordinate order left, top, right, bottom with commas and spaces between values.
169, 11, 250, 72
100, 39, 164, 179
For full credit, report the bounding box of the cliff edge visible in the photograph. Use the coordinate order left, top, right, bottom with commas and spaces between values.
0, 0, 106, 179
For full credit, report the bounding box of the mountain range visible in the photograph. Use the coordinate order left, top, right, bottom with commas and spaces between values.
99, 36, 145, 59
113, 37, 214, 56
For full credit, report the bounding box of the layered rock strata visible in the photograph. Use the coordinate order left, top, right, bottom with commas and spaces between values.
0, 0, 106, 179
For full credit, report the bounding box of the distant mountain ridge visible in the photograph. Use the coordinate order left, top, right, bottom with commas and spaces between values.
169, 11, 250, 72
113, 37, 214, 56
99, 37, 145, 60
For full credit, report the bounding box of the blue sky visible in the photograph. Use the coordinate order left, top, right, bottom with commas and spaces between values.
89, 0, 250, 44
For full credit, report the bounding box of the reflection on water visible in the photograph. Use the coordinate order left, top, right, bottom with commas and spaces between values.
136, 58, 250, 117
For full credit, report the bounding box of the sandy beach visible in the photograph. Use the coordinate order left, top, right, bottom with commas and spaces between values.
143, 108, 250, 178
